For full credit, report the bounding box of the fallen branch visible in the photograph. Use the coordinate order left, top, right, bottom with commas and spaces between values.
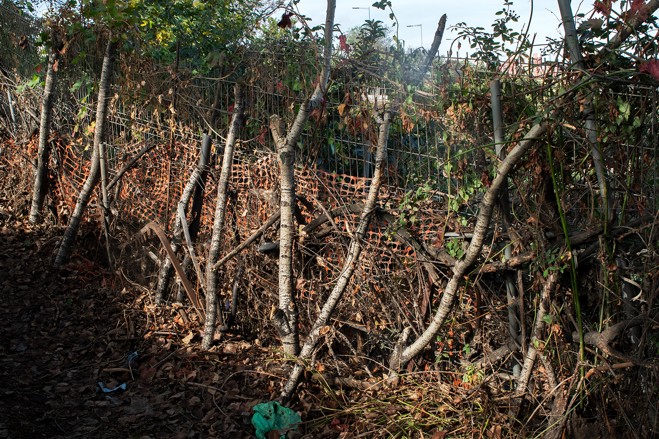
516, 271, 559, 395
155, 166, 203, 303
212, 202, 364, 271
301, 202, 364, 235
566, 315, 656, 368
309, 195, 348, 247
106, 143, 157, 191
140, 222, 204, 319
585, 361, 634, 380
212, 209, 281, 270
464, 343, 515, 369
479, 216, 655, 273
379, 210, 455, 275
178, 203, 204, 287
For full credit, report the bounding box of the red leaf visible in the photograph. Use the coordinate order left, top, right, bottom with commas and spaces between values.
594, 0, 615, 16
640, 59, 659, 80
338, 35, 351, 54
53, 59, 59, 72
277, 12, 293, 29
36, 64, 42, 73
481, 170, 491, 188
631, 0, 651, 21
257, 126, 267, 145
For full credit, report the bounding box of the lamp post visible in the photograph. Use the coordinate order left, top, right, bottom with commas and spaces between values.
352, 6, 370, 20
407, 24, 422, 48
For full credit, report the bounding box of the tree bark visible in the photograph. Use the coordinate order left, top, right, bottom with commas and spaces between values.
54, 36, 118, 266
269, 0, 336, 356
419, 14, 447, 82
395, 122, 548, 368
176, 80, 224, 303
278, 11, 448, 399
30, 41, 60, 224
557, 0, 612, 222
154, 166, 203, 303
99, 141, 113, 270
189, 78, 223, 240
490, 78, 521, 377
202, 82, 246, 350
597, 0, 659, 59
280, 110, 393, 402
516, 272, 558, 395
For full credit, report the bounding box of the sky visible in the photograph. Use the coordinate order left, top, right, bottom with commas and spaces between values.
293, 0, 595, 54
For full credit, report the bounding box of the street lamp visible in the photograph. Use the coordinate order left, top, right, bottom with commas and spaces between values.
352, 6, 370, 20
407, 24, 422, 48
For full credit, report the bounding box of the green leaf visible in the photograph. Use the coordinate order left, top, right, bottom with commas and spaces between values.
70, 78, 85, 92
542, 315, 552, 325
76, 106, 88, 121
27, 75, 41, 88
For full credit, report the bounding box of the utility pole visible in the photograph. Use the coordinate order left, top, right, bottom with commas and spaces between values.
407, 24, 423, 48
352, 6, 371, 20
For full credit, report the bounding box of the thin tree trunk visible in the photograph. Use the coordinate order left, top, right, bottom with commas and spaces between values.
154, 166, 203, 303
516, 272, 558, 395
99, 141, 113, 270
54, 37, 118, 266
490, 78, 521, 378
202, 83, 246, 349
279, 11, 448, 400
419, 14, 447, 82
281, 110, 393, 402
557, 0, 612, 222
30, 41, 60, 224
395, 122, 548, 368
177, 80, 224, 303
269, 0, 336, 356
190, 78, 223, 239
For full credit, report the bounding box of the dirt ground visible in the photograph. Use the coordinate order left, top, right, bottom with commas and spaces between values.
0, 216, 329, 438
0, 155, 622, 439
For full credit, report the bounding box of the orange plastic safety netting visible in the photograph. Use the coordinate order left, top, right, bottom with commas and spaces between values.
9, 128, 450, 279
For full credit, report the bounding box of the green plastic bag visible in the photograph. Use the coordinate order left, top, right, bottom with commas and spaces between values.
251, 401, 302, 439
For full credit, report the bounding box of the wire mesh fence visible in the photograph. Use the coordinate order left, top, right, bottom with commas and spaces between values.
1, 3, 658, 272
